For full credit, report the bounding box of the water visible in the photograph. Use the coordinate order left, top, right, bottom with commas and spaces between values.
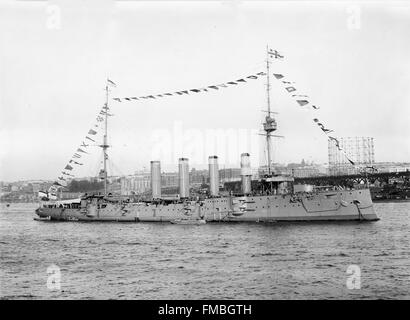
0, 202, 409, 300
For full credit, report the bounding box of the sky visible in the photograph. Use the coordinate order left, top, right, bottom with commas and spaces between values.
0, 0, 409, 182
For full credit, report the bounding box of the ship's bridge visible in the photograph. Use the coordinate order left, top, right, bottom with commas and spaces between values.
257, 174, 294, 195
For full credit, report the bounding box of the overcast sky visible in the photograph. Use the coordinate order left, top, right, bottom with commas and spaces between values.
0, 0, 409, 182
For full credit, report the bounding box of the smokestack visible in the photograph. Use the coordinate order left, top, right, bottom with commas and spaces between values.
178, 158, 189, 198
240, 153, 252, 195
150, 161, 161, 199
208, 155, 219, 196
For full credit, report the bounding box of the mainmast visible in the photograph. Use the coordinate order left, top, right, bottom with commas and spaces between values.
263, 45, 277, 175
102, 81, 110, 195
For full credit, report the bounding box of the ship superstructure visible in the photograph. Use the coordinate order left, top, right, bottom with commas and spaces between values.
35, 48, 379, 222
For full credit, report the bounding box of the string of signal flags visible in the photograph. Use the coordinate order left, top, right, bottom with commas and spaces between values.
111, 73, 267, 103
111, 49, 283, 103
269, 71, 356, 166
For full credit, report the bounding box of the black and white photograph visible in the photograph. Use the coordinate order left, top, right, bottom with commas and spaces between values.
0, 0, 409, 305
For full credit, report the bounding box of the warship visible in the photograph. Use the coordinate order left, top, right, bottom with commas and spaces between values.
35, 49, 379, 223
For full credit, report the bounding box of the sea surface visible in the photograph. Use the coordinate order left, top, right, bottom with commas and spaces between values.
0, 202, 409, 300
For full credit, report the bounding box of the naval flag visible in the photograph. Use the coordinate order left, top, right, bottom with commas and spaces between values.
107, 79, 117, 87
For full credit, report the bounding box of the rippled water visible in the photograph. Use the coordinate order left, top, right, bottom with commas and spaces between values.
0, 202, 409, 299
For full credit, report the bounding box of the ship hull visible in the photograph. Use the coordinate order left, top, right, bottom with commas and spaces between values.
35, 189, 378, 222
